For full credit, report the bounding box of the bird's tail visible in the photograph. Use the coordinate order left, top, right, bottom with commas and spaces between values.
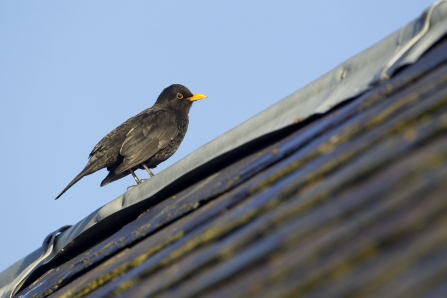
100, 166, 130, 187
54, 165, 97, 200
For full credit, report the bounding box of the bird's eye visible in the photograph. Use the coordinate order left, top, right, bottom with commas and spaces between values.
176, 93, 184, 100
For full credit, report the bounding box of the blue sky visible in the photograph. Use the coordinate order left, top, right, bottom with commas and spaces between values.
0, 1, 435, 271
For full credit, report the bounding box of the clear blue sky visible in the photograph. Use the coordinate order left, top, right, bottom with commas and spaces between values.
0, 1, 435, 271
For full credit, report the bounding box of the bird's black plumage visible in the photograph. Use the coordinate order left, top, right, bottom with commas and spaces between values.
55, 84, 207, 200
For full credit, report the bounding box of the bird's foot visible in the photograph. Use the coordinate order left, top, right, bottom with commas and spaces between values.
127, 178, 150, 190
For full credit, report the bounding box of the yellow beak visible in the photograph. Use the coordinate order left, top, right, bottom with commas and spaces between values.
187, 94, 208, 102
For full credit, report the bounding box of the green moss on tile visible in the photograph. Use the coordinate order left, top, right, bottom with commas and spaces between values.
55, 232, 184, 298
249, 82, 447, 197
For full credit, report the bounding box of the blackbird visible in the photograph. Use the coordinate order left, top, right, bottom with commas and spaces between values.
55, 84, 207, 200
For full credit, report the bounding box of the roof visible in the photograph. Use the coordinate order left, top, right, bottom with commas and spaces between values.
2, 1, 447, 297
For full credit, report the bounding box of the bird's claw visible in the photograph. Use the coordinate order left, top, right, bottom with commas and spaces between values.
127, 178, 151, 190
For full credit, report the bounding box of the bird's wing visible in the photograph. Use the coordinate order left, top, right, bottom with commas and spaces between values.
115, 110, 179, 174
88, 113, 138, 159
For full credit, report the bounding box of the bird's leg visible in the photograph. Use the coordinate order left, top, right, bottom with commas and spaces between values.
142, 164, 155, 177
129, 169, 141, 184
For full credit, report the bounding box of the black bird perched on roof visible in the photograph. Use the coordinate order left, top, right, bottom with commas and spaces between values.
55, 84, 207, 200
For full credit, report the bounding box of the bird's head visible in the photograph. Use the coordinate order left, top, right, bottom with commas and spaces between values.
156, 84, 207, 112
